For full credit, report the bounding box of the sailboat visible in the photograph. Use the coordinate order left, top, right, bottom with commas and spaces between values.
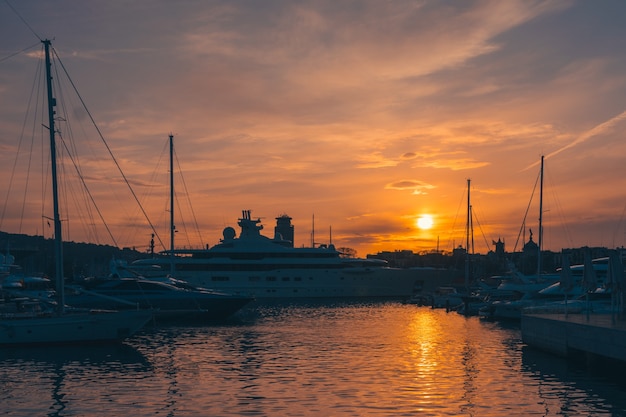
160, 134, 254, 314
486, 156, 561, 319
0, 40, 152, 346
65, 134, 254, 321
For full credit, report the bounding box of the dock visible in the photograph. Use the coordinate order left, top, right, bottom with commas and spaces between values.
521, 313, 626, 363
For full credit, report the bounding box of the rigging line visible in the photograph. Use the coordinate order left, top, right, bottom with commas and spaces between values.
50, 45, 165, 251
20, 76, 41, 235
3, 0, 42, 41
148, 138, 169, 249
512, 169, 540, 253
0, 41, 41, 64
471, 205, 492, 253
121, 138, 167, 251
173, 189, 190, 248
445, 183, 467, 252
56, 132, 118, 247
40, 99, 49, 238
174, 149, 205, 247
51, 57, 103, 244
544, 167, 573, 248
59, 140, 101, 244
0, 50, 43, 231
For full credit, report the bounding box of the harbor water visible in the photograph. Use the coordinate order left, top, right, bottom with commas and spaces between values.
2, 301, 626, 416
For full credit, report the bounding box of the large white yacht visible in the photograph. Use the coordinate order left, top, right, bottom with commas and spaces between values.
123, 211, 425, 299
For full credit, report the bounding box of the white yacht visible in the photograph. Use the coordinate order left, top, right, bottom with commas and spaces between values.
124, 211, 424, 299
538, 256, 610, 298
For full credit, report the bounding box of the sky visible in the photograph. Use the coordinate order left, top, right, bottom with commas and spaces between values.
1, 0, 626, 257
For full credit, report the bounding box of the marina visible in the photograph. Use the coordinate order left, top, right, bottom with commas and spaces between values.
1, 3, 626, 415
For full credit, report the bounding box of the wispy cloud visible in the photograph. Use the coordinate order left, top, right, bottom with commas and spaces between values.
524, 109, 626, 170
386, 180, 435, 195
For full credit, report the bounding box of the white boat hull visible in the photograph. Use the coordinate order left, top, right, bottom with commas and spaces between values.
125, 211, 457, 300
130, 264, 425, 299
0, 310, 152, 346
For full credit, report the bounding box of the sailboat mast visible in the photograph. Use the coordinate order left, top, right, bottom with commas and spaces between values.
465, 178, 470, 290
311, 214, 315, 248
43, 40, 65, 314
169, 134, 175, 276
537, 155, 544, 277
466, 179, 471, 253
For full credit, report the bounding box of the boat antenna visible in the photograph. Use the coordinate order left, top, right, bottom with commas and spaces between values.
43, 39, 65, 314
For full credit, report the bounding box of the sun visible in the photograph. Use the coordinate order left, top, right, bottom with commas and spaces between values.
416, 215, 434, 230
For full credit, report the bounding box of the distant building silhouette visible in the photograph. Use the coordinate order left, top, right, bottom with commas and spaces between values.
523, 229, 538, 254
492, 237, 505, 257
275, 214, 294, 247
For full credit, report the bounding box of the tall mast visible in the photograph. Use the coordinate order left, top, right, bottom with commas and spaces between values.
169, 134, 175, 275
465, 178, 470, 291
311, 214, 315, 248
537, 155, 544, 277
44, 39, 64, 314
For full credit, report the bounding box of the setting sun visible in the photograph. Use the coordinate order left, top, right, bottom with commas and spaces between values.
416, 215, 434, 230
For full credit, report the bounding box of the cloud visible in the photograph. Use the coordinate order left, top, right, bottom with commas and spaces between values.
386, 180, 435, 195
548, 109, 626, 156
419, 158, 490, 171
524, 109, 626, 171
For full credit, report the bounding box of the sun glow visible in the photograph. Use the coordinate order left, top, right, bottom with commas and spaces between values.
416, 215, 434, 230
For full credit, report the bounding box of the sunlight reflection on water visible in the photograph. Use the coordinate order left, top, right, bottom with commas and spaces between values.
2, 302, 626, 416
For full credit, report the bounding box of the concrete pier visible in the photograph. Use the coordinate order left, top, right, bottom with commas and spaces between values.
521, 313, 626, 362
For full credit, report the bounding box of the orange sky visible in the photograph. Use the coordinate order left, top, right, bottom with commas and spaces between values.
1, 1, 626, 257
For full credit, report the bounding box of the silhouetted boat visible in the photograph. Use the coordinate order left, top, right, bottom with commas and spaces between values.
538, 254, 611, 299
65, 277, 253, 321
0, 301, 152, 346
480, 156, 558, 320
1, 251, 54, 300
123, 210, 423, 299
1, 40, 151, 346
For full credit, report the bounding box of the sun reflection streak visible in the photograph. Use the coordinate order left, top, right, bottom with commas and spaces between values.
407, 309, 440, 372
402, 309, 456, 411
402, 308, 504, 414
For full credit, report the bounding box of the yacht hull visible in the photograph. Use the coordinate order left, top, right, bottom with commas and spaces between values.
0, 310, 152, 346
128, 263, 438, 299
